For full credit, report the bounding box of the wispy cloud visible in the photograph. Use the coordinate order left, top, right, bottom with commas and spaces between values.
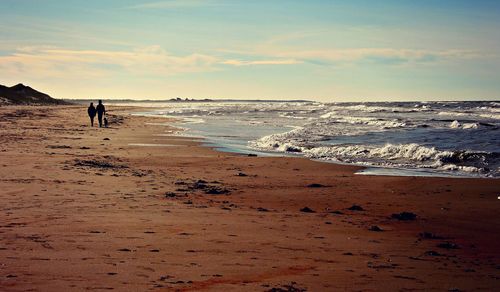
0, 46, 218, 80
220, 47, 484, 67
222, 59, 300, 66
279, 48, 482, 65
1, 45, 483, 80
126, 0, 219, 9
0, 45, 302, 83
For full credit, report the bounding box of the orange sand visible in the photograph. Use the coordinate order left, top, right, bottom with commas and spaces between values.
0, 105, 498, 291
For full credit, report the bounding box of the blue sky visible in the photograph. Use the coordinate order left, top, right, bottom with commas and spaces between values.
0, 0, 499, 101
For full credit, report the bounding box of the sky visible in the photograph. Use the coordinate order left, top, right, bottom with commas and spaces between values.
1, 0, 499, 101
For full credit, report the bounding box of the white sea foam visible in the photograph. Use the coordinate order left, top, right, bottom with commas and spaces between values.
449, 120, 479, 129
334, 116, 407, 128
254, 138, 453, 164
479, 113, 500, 120
182, 117, 205, 124
325, 104, 430, 113
440, 164, 481, 173
439, 110, 500, 120
438, 111, 471, 117
251, 130, 495, 176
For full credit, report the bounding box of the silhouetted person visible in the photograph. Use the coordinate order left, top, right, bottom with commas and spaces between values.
96, 100, 106, 128
87, 102, 96, 127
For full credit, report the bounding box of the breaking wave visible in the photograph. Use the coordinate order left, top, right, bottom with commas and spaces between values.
449, 120, 479, 129
251, 130, 499, 177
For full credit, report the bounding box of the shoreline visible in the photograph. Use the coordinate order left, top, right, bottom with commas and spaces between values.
129, 106, 498, 180
1, 105, 499, 291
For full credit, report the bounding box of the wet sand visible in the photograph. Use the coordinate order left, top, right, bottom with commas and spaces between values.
0, 105, 499, 291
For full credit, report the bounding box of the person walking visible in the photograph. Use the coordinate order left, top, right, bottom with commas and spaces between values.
87, 102, 96, 127
96, 100, 106, 128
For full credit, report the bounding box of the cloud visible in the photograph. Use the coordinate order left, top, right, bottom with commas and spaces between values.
126, 0, 219, 9
0, 45, 218, 80
0, 45, 305, 83
222, 59, 300, 66
0, 45, 484, 89
270, 48, 483, 66
220, 47, 484, 67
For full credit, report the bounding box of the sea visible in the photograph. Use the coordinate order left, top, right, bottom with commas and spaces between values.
125, 100, 499, 178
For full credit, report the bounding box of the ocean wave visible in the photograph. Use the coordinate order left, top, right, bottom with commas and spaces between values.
327, 104, 430, 113
182, 117, 205, 124
319, 110, 410, 130
302, 143, 455, 164
440, 164, 482, 173
438, 111, 471, 117
251, 134, 498, 176
333, 116, 407, 128
479, 113, 500, 120
279, 113, 309, 119
449, 120, 479, 129
438, 110, 500, 120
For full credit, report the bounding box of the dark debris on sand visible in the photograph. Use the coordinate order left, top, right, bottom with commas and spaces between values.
300, 207, 316, 213
419, 232, 445, 240
131, 169, 152, 177
47, 145, 72, 149
74, 158, 128, 169
425, 250, 444, 256
175, 179, 231, 195
391, 212, 417, 221
106, 114, 124, 125
266, 282, 307, 292
437, 242, 460, 250
204, 186, 230, 195
165, 192, 186, 198
347, 205, 364, 211
306, 183, 327, 188
369, 225, 383, 232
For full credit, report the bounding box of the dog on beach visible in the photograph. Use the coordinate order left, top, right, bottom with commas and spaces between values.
104, 116, 108, 128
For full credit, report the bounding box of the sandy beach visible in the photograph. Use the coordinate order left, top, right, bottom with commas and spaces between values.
0, 105, 499, 291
